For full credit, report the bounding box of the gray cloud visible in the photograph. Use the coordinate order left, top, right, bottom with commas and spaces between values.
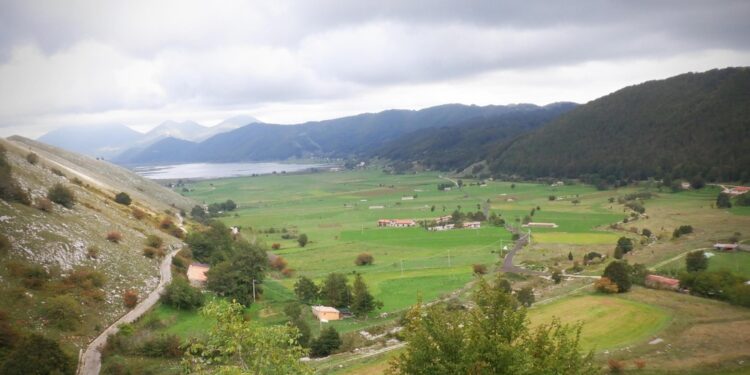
0, 0, 749, 136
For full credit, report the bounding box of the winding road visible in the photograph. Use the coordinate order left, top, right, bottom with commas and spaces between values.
77, 245, 180, 375
501, 225, 548, 276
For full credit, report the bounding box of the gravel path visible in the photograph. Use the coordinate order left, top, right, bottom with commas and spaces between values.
77, 245, 180, 375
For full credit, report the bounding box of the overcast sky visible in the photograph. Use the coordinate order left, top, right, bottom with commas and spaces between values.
1, 0, 749, 137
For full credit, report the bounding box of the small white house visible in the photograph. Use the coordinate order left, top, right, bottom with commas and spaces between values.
312, 306, 341, 321
429, 224, 455, 231
463, 221, 481, 229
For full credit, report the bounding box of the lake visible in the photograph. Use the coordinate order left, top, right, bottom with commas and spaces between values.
132, 162, 331, 180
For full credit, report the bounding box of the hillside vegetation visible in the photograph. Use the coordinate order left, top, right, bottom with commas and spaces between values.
0, 137, 194, 369
376, 103, 575, 171
488, 67, 750, 181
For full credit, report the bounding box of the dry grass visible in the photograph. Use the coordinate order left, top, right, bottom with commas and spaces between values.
605, 288, 750, 373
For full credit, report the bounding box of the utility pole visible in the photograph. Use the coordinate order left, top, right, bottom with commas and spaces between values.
252, 279, 257, 303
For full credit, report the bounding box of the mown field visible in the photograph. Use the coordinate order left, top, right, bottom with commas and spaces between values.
181, 170, 622, 318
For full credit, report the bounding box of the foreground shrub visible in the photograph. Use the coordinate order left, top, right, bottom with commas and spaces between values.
132, 207, 146, 220
106, 231, 123, 243
672, 225, 694, 238
270, 256, 288, 271
634, 359, 646, 370
169, 226, 185, 239
310, 326, 342, 358
8, 261, 50, 289
355, 253, 374, 266
87, 246, 99, 259
47, 183, 75, 208
608, 359, 625, 373
595, 277, 619, 293
162, 277, 204, 310
64, 267, 106, 289
123, 290, 138, 308
0, 334, 74, 375
139, 334, 183, 358
34, 197, 54, 212
143, 247, 158, 258
41, 295, 82, 330
160, 217, 175, 230
0, 233, 10, 255
182, 300, 310, 373
472, 263, 487, 275
114, 192, 132, 206
145, 234, 164, 248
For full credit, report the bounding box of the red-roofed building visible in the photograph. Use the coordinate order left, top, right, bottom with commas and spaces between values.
714, 243, 739, 251
728, 186, 750, 196
645, 274, 680, 290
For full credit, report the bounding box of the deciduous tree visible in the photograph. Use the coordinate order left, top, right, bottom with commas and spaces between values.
387, 275, 596, 374
182, 299, 311, 374
685, 250, 708, 272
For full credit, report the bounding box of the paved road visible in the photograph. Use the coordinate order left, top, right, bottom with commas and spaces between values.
501, 225, 548, 276
77, 245, 180, 375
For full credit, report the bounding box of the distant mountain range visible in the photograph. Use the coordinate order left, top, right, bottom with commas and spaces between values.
33, 67, 750, 182
37, 115, 262, 159
487, 67, 750, 181
113, 103, 571, 165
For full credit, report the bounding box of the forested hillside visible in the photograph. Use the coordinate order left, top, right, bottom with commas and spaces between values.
488, 68, 750, 181
114, 104, 562, 164
376, 103, 575, 171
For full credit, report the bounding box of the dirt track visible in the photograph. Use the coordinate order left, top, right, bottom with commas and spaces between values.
77, 245, 179, 375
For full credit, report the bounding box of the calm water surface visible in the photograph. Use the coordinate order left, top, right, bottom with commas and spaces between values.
132, 162, 329, 179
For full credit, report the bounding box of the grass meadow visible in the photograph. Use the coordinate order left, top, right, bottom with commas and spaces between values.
181, 170, 623, 318
111, 170, 750, 374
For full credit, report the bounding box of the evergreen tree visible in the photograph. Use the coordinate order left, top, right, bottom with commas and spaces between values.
294, 276, 319, 305
310, 327, 342, 358
350, 273, 383, 319
716, 192, 732, 208
319, 273, 351, 308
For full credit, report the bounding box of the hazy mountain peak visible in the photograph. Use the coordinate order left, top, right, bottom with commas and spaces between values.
213, 115, 263, 129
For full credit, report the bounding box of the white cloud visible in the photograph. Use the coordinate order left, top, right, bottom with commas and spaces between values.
0, 0, 749, 137
0, 42, 163, 118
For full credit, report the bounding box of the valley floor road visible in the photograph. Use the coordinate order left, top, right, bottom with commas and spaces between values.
77, 245, 180, 375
